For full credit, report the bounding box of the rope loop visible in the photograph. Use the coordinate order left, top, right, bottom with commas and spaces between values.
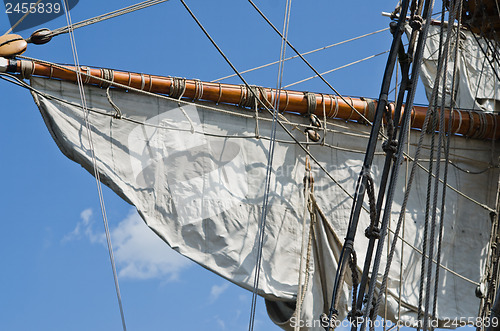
170, 77, 187, 100
193, 79, 204, 101
82, 66, 91, 84
216, 82, 222, 104
106, 86, 122, 119
99, 68, 114, 89
239, 85, 260, 108
258, 86, 270, 108
465, 109, 475, 137
359, 97, 376, 124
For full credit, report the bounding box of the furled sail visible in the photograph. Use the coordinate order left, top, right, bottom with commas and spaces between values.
30, 75, 498, 330
420, 24, 500, 112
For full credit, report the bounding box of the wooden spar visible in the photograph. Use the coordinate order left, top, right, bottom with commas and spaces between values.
5, 58, 500, 140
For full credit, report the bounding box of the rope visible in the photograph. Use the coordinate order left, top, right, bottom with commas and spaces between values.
422, 106, 437, 331
106, 86, 122, 118
254, 95, 260, 139
48, 0, 170, 38
431, 2, 462, 324
295, 152, 312, 331
212, 27, 390, 82
247, 0, 375, 126
347, 250, 362, 325
364, 174, 380, 240
296, 207, 315, 314
240, 0, 293, 327
362, 2, 437, 329
170, 77, 195, 134
284, 49, 391, 89
61, 2, 127, 330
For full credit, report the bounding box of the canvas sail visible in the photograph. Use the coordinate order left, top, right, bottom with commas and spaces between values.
420, 24, 500, 112
30, 76, 499, 330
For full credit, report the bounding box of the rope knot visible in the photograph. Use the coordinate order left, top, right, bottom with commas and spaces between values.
382, 139, 399, 155
347, 309, 364, 326
409, 15, 423, 31
365, 226, 381, 239
321, 311, 338, 330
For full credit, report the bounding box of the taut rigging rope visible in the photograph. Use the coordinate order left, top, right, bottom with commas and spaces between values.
247, 0, 293, 328
212, 27, 390, 83
361, 1, 437, 330
61, 1, 127, 330
48, 0, 170, 38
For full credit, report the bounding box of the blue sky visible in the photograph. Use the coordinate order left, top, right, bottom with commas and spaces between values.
0, 1, 434, 330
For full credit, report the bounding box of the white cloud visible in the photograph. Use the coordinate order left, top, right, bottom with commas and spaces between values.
111, 211, 191, 280
64, 208, 192, 280
62, 208, 104, 244
210, 283, 230, 303
214, 316, 226, 330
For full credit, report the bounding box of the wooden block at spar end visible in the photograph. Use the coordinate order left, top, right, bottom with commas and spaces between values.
0, 34, 27, 57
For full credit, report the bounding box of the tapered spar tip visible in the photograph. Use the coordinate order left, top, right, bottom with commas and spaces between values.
0, 34, 27, 58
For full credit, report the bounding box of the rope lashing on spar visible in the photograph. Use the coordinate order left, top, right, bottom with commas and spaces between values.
237, 85, 270, 109
169, 77, 186, 99
19, 59, 34, 79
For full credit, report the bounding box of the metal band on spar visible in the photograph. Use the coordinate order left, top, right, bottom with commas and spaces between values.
2, 57, 499, 140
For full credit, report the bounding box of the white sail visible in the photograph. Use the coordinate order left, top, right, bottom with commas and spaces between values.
420, 24, 500, 112
31, 76, 498, 330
